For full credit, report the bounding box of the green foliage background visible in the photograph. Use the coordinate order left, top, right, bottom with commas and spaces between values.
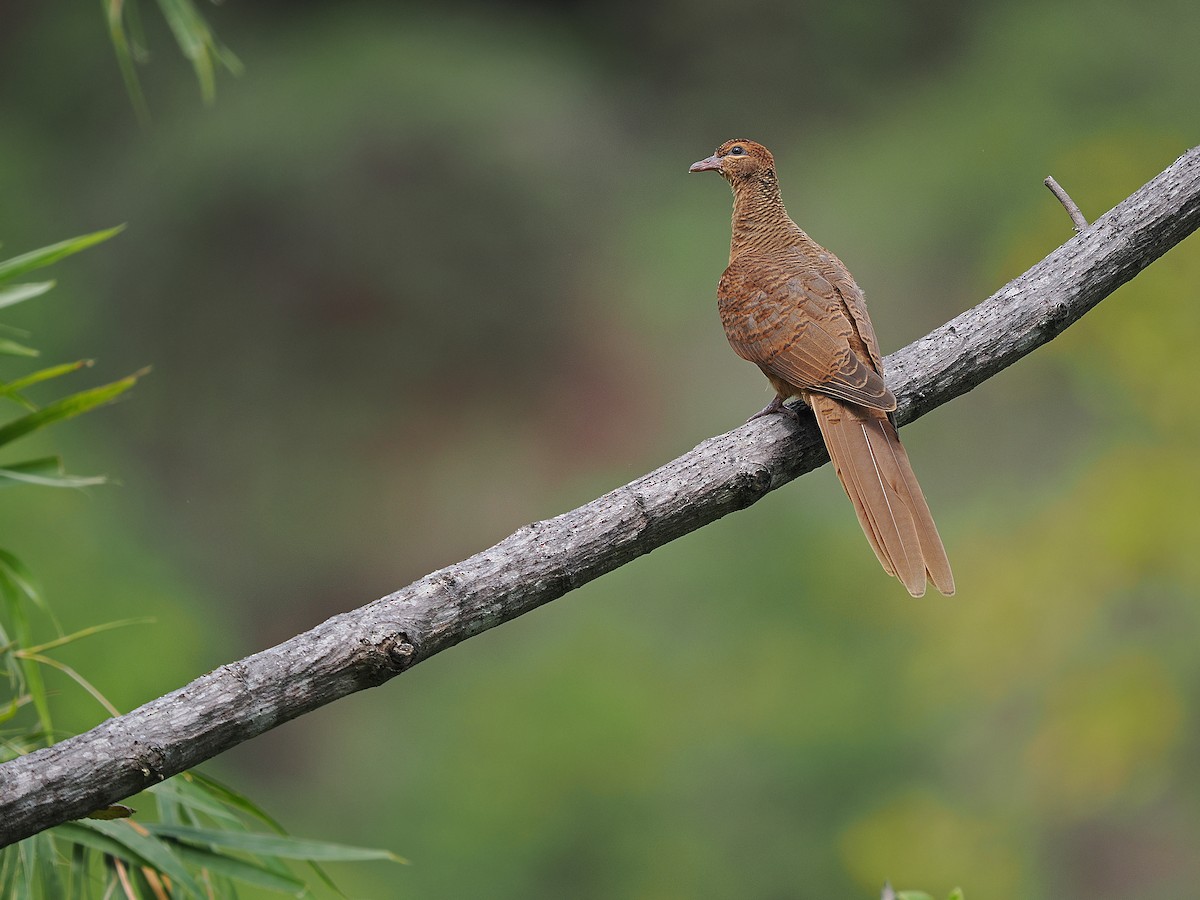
2, 1, 1198, 896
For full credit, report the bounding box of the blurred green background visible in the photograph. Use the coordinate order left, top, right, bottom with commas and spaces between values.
2, 0, 1199, 896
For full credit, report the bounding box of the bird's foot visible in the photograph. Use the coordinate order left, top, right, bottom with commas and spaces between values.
747, 396, 800, 423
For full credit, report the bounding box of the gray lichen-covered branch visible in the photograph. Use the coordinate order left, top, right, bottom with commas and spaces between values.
1, 146, 1197, 847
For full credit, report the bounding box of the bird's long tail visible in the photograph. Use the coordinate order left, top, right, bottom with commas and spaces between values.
806, 393, 954, 597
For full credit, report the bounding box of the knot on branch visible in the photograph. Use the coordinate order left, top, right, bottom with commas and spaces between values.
731, 464, 773, 509
129, 742, 167, 783
382, 632, 416, 672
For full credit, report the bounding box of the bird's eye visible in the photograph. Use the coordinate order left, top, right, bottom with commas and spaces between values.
729, 145, 746, 156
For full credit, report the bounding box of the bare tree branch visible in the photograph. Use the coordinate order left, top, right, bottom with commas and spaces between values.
2, 146, 1198, 847
1044, 175, 1090, 232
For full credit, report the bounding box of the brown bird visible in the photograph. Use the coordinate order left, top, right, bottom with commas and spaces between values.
690, 139, 953, 596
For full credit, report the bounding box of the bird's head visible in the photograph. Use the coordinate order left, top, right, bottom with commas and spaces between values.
689, 139, 775, 184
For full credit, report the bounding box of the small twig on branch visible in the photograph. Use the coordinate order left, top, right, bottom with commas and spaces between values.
1044, 175, 1089, 233
0, 146, 1198, 848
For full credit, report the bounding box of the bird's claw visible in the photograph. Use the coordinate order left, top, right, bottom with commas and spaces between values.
747, 396, 801, 423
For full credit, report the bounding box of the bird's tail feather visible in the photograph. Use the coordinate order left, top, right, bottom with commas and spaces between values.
807, 393, 954, 597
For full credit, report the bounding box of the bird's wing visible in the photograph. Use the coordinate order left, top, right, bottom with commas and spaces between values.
718, 265, 895, 411
825, 265, 886, 375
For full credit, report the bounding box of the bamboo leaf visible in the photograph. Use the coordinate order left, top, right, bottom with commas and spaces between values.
0, 468, 106, 489
148, 781, 243, 828
70, 820, 205, 899
0, 552, 53, 736
11, 657, 50, 740
0, 370, 143, 449
0, 340, 38, 358
154, 0, 242, 105
181, 772, 290, 833
167, 773, 326, 887
51, 820, 137, 853
1, 619, 51, 739
147, 824, 407, 863
161, 773, 348, 893
5, 360, 93, 393
106, 0, 151, 124
0, 457, 107, 489
1, 361, 93, 413
15, 652, 121, 717
67, 842, 87, 899
51, 823, 155, 872
0, 227, 125, 283
112, 856, 140, 899
171, 843, 307, 895
0, 390, 34, 412
0, 458, 61, 486
31, 833, 63, 900
0, 693, 30, 724
21, 617, 153, 655
0, 550, 42, 608
0, 282, 55, 310
0, 559, 50, 735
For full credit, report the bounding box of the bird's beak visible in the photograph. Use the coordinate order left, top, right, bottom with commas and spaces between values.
689, 154, 723, 174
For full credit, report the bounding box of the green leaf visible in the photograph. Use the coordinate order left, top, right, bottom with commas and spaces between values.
0, 339, 38, 358
147, 824, 407, 863
1, 361, 94, 413
31, 833, 63, 900
0, 693, 31, 725
0, 458, 107, 490
51, 822, 149, 865
4, 360, 93, 394
0, 227, 125, 283
172, 842, 307, 895
67, 841, 88, 899
0, 550, 49, 734
16, 651, 120, 717
0, 370, 143, 449
149, 780, 244, 828
154, 0, 243, 104
0, 458, 58, 487
0, 282, 55, 310
72, 820, 206, 898
109, 0, 241, 114
0, 549, 41, 608
174, 771, 343, 891
947, 890, 965, 900
106, 0, 151, 124
21, 617, 153, 655
0, 389, 34, 412
181, 771, 290, 833
14, 647, 50, 734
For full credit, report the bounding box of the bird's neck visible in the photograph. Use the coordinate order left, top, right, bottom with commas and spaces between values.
728, 174, 805, 261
